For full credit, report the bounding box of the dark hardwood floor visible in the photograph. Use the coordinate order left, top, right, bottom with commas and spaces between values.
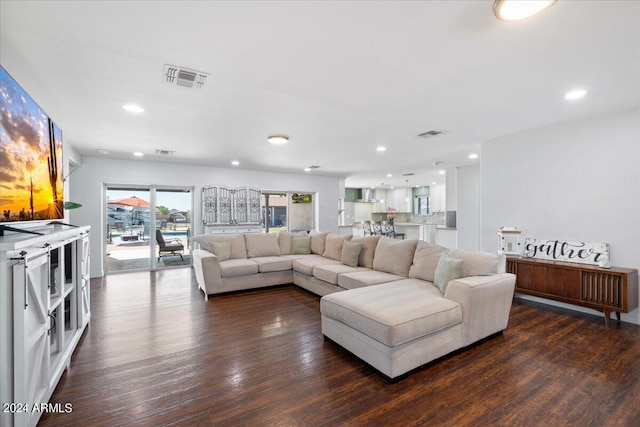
38, 268, 640, 426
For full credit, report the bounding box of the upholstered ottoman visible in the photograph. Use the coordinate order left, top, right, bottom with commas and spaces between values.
321, 279, 463, 379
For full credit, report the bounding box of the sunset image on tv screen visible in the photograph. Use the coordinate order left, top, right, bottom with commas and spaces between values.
0, 66, 63, 222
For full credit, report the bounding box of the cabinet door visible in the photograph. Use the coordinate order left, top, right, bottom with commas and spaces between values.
13, 252, 50, 427
77, 236, 91, 327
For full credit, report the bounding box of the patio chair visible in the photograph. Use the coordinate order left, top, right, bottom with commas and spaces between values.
155, 229, 184, 261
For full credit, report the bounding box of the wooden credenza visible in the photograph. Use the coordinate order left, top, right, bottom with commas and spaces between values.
506, 256, 638, 327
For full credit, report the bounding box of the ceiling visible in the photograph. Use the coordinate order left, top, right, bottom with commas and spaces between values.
1, 1, 638, 189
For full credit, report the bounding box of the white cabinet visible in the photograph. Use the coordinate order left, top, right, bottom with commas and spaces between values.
204, 224, 262, 234
0, 225, 90, 427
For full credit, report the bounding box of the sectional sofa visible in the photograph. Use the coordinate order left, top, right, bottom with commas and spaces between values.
192, 231, 516, 379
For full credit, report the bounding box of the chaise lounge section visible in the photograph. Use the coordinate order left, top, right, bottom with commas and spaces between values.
191, 231, 516, 379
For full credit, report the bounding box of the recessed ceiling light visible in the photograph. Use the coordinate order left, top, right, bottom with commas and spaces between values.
390, 186, 395, 190
268, 135, 289, 144
231, 160, 240, 166
469, 153, 479, 159
370, 186, 375, 189
304, 167, 311, 172
493, 0, 556, 21
386, 173, 393, 177
97, 149, 110, 155
123, 104, 144, 113
564, 88, 588, 101
438, 170, 446, 175
133, 152, 144, 157
432, 181, 437, 185
376, 146, 386, 152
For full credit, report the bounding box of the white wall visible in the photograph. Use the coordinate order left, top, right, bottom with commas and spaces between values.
481, 108, 640, 324
457, 165, 480, 251
69, 156, 340, 277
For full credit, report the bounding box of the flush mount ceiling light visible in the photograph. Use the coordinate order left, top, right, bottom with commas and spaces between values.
564, 88, 588, 101
123, 104, 144, 113
268, 135, 289, 145
493, 0, 557, 21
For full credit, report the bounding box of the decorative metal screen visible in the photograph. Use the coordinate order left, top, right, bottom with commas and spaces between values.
202, 185, 261, 225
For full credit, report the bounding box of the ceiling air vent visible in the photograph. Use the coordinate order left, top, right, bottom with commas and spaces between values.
402, 173, 415, 176
308, 165, 320, 169
154, 149, 175, 156
417, 129, 447, 138
164, 65, 210, 89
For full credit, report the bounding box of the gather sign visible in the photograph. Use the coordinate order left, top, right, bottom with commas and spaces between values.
523, 238, 610, 266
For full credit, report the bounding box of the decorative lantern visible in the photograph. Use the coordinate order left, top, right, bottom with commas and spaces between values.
498, 227, 522, 255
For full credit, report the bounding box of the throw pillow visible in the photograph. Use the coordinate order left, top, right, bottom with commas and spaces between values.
351, 235, 381, 268
309, 231, 329, 255
323, 233, 352, 261
449, 248, 504, 277
245, 233, 281, 258
291, 236, 312, 254
192, 233, 247, 259
372, 237, 418, 277
278, 231, 293, 255
341, 241, 363, 267
409, 241, 448, 282
433, 252, 463, 294
208, 241, 231, 261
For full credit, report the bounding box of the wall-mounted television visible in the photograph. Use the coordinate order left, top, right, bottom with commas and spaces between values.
0, 65, 64, 224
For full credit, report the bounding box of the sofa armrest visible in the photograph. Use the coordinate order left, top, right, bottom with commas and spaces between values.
444, 273, 516, 347
192, 249, 222, 297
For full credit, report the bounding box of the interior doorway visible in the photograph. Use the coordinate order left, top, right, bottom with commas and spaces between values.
105, 185, 193, 273
261, 193, 287, 233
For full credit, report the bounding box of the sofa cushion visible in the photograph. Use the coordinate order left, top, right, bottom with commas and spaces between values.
341, 241, 362, 267
278, 231, 293, 255
309, 231, 329, 255
313, 264, 369, 285
320, 280, 462, 347
409, 241, 447, 282
351, 235, 381, 268
337, 270, 405, 290
192, 234, 247, 259
245, 233, 281, 258
219, 258, 259, 278
293, 255, 341, 276
434, 252, 463, 293
323, 233, 352, 261
250, 256, 293, 273
209, 241, 231, 261
292, 236, 312, 254
449, 249, 505, 276
372, 237, 418, 277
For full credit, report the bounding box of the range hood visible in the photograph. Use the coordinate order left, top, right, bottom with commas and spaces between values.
355, 188, 377, 203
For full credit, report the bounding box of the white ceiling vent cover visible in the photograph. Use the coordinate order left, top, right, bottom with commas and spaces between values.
155, 149, 176, 156
417, 129, 447, 138
164, 65, 210, 89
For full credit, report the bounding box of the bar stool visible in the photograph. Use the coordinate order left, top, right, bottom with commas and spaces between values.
371, 221, 383, 235
383, 221, 405, 239
362, 221, 373, 236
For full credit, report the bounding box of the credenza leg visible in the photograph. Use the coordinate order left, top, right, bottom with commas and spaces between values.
603, 309, 611, 327
615, 311, 621, 322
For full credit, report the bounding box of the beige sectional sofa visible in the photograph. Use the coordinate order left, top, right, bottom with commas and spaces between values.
191, 231, 516, 379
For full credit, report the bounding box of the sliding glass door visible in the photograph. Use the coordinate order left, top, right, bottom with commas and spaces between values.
105, 185, 193, 274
